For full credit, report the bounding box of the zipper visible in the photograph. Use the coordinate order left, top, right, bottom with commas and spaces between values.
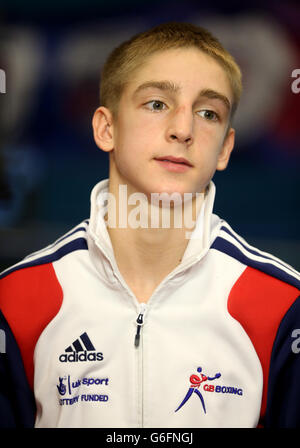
134, 303, 147, 348
134, 303, 147, 427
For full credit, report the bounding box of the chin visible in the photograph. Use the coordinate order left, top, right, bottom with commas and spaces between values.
150, 180, 199, 197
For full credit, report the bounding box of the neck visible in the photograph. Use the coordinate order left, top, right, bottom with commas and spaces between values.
103, 181, 205, 302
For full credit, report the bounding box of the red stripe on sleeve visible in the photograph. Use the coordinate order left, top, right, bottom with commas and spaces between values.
0, 263, 63, 389
228, 266, 299, 424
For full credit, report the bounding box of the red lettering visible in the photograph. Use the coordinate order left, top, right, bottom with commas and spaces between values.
203, 384, 215, 392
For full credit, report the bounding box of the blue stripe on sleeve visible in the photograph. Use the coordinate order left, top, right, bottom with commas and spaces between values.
220, 225, 298, 275
0, 238, 88, 280
211, 236, 300, 290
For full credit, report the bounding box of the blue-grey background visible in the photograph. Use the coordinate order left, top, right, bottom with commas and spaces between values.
0, 0, 299, 271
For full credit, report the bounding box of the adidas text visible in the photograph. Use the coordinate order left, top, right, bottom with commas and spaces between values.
59, 351, 104, 363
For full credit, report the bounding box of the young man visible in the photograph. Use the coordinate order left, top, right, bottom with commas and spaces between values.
0, 22, 299, 428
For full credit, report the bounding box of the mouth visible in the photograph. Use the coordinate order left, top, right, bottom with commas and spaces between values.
154, 156, 193, 173
154, 156, 193, 167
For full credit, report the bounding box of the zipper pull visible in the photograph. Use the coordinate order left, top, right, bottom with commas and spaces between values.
134, 304, 147, 348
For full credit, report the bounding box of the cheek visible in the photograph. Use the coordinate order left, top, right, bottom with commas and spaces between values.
195, 125, 225, 158
112, 129, 145, 174
195, 120, 223, 141
115, 116, 158, 159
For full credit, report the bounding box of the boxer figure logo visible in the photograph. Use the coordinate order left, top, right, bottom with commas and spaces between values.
175, 367, 221, 414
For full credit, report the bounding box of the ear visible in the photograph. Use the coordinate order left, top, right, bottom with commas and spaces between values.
216, 127, 235, 171
92, 106, 115, 152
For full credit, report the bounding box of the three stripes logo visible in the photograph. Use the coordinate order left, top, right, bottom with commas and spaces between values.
59, 332, 104, 363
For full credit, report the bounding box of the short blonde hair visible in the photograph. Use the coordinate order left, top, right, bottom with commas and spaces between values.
100, 22, 242, 121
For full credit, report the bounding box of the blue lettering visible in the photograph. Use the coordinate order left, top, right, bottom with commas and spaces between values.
214, 385, 243, 396
81, 377, 109, 386
81, 394, 109, 402
59, 396, 79, 405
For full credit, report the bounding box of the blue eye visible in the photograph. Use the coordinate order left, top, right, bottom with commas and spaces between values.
198, 110, 219, 121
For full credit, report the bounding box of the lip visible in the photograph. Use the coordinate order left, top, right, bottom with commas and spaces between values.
154, 156, 193, 173
154, 155, 193, 167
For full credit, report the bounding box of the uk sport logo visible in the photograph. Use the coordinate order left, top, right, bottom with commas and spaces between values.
59, 332, 104, 363
56, 375, 109, 406
175, 366, 221, 414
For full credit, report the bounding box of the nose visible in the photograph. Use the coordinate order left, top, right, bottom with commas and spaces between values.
166, 106, 193, 145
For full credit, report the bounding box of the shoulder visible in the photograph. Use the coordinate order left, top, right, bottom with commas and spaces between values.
211, 219, 300, 290
0, 219, 89, 282
211, 220, 300, 424
0, 219, 89, 387
211, 219, 299, 335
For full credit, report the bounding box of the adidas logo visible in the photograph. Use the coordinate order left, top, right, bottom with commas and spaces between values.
59, 332, 104, 363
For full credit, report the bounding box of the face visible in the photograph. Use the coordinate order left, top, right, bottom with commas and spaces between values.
95, 47, 235, 199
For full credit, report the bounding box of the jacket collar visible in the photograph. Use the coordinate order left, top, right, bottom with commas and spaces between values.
87, 178, 221, 277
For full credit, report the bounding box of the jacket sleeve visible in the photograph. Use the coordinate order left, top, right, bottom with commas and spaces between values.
0, 309, 36, 427
264, 295, 300, 427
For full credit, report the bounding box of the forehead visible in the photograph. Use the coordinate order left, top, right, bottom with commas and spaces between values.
124, 47, 233, 103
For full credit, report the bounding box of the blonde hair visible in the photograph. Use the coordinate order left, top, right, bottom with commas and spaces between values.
100, 22, 242, 121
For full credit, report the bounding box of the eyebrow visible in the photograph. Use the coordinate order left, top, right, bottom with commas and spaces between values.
133, 80, 231, 112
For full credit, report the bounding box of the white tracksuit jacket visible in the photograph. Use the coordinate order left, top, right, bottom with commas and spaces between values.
0, 179, 299, 428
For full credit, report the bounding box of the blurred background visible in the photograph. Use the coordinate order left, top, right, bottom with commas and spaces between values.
0, 0, 299, 271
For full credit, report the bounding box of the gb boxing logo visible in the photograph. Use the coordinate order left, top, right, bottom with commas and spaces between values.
175, 366, 221, 414
175, 365, 244, 415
